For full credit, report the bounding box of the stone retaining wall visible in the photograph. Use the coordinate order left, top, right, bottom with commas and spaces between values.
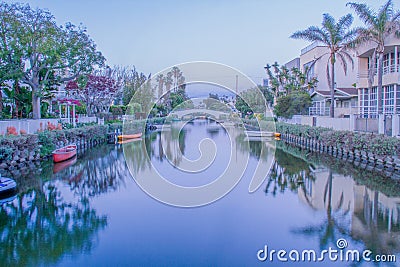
280, 133, 400, 179
0, 134, 106, 171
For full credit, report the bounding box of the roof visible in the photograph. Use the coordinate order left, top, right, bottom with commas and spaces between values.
311, 88, 358, 100
336, 88, 358, 96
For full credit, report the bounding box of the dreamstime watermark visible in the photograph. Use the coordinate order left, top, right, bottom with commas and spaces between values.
122, 61, 276, 207
257, 238, 397, 263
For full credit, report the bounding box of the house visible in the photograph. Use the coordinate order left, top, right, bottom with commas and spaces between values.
291, 36, 400, 119
309, 88, 358, 117
356, 34, 400, 117
299, 41, 358, 93
283, 42, 359, 117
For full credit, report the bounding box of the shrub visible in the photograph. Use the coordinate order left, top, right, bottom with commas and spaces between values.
276, 122, 400, 157
6, 126, 17, 136
0, 146, 13, 161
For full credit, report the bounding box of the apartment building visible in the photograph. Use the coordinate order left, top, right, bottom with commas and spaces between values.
297, 41, 359, 117
292, 34, 400, 119
357, 35, 400, 117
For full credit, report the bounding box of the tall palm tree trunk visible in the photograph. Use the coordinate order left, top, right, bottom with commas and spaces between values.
330, 57, 335, 118
377, 53, 384, 114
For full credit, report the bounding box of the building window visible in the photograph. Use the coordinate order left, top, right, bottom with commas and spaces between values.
370, 87, 378, 114
398, 52, 400, 72
359, 88, 370, 116
369, 52, 399, 74
383, 85, 394, 114
390, 52, 395, 73
383, 53, 390, 74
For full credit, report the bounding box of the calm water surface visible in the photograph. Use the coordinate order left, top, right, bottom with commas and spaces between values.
1, 120, 400, 267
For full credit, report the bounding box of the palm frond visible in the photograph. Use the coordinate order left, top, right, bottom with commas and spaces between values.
290, 26, 328, 44
347, 2, 377, 27
326, 58, 332, 89
340, 49, 354, 66
337, 13, 354, 33
337, 52, 349, 75
392, 10, 400, 22
378, 0, 393, 21
341, 27, 358, 44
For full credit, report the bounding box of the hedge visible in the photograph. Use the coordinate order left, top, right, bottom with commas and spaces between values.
276, 122, 400, 157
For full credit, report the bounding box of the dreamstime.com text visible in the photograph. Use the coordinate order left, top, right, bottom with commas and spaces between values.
257, 239, 397, 263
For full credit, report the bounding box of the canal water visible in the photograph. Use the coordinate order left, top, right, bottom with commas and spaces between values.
1, 119, 399, 267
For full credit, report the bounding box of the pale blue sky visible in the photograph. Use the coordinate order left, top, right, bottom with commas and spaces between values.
10, 0, 382, 84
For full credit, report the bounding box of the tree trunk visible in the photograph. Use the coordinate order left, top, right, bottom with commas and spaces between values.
14, 80, 20, 118
32, 94, 41, 119
377, 52, 384, 114
330, 58, 335, 118
31, 72, 41, 119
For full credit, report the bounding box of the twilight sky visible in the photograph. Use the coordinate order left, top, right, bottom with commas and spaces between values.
9, 0, 382, 85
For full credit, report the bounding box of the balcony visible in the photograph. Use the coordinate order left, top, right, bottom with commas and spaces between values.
357, 66, 400, 88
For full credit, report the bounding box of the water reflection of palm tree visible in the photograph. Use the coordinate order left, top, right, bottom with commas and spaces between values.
0, 186, 107, 266
292, 170, 351, 250
265, 149, 315, 196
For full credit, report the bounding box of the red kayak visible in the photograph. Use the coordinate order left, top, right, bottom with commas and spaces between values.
52, 145, 77, 163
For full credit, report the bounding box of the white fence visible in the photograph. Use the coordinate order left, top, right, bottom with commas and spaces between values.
282, 114, 400, 137
0, 116, 98, 135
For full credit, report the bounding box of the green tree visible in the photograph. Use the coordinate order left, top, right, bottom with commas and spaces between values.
0, 3, 104, 119
122, 67, 148, 106
347, 0, 400, 112
274, 91, 312, 119
265, 62, 318, 104
291, 14, 357, 117
235, 87, 267, 116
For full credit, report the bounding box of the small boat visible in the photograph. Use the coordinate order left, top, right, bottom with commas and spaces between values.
0, 177, 17, 194
245, 130, 274, 137
52, 144, 77, 163
0, 193, 17, 205
152, 124, 171, 131
53, 156, 77, 173
244, 136, 274, 142
117, 138, 143, 144
274, 132, 281, 137
117, 133, 142, 141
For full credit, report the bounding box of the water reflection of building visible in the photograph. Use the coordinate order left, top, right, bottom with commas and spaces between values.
297, 168, 400, 254
298, 170, 353, 212
352, 185, 400, 253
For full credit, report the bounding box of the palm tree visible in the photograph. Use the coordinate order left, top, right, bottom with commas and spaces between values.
347, 0, 400, 113
291, 14, 357, 118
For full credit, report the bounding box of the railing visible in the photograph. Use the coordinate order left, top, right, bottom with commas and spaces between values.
300, 41, 323, 55
309, 107, 330, 116
358, 64, 399, 78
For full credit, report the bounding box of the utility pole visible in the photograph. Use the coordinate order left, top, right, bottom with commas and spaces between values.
235, 75, 238, 95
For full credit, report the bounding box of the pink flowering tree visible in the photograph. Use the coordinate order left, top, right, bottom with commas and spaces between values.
66, 74, 119, 116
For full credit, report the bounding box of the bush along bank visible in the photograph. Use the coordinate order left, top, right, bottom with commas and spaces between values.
0, 124, 122, 171
276, 122, 400, 178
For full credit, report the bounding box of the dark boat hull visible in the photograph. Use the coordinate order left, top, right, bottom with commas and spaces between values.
0, 177, 17, 195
